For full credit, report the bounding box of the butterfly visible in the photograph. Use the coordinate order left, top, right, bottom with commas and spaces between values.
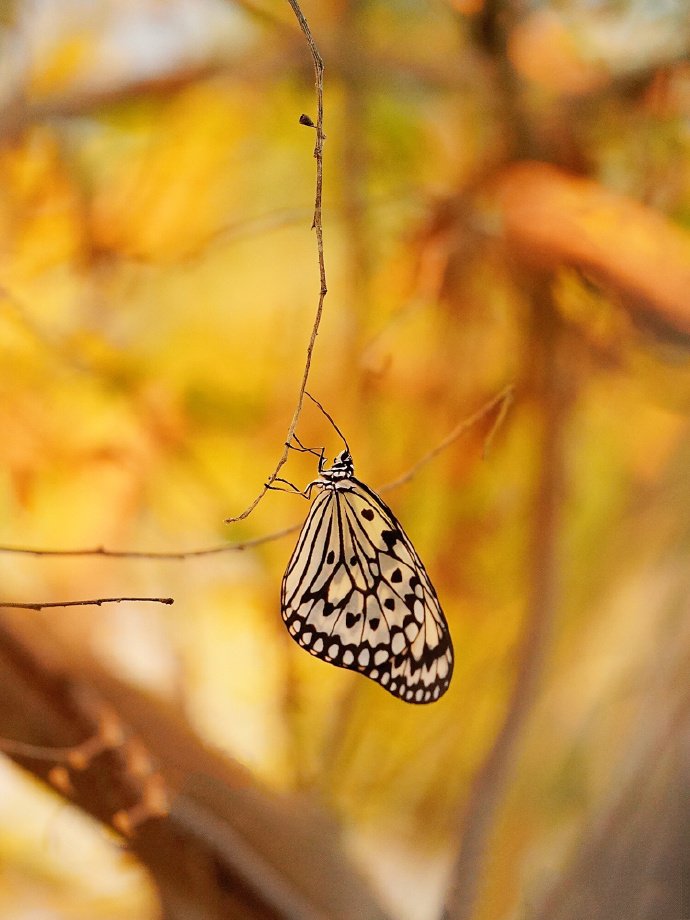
280, 446, 454, 703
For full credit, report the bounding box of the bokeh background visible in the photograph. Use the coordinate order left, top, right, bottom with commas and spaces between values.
0, 1, 689, 919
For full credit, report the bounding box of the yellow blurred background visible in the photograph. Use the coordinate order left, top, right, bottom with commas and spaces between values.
0, 1, 689, 919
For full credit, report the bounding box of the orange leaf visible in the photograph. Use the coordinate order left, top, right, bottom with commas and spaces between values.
489, 161, 690, 337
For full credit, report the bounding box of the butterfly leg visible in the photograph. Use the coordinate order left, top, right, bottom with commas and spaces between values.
287, 434, 325, 466
267, 476, 314, 499
272, 436, 325, 497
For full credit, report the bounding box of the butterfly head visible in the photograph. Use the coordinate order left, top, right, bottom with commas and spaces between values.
321, 448, 354, 481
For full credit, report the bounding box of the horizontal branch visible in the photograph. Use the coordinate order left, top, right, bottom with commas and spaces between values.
0, 597, 174, 611
0, 525, 300, 559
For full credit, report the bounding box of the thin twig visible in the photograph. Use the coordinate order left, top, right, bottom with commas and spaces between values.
225, 0, 327, 525
380, 384, 514, 493
482, 384, 514, 459
0, 597, 174, 610
0, 526, 301, 559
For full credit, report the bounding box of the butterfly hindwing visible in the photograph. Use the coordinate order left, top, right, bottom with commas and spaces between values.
281, 453, 454, 704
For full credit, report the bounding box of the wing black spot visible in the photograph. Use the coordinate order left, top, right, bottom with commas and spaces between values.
381, 530, 398, 551
384, 598, 395, 610
391, 568, 403, 583
361, 508, 374, 521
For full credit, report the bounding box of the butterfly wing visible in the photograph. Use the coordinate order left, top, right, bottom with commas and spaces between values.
281, 479, 453, 703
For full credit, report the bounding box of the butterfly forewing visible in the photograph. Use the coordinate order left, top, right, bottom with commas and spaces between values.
281, 452, 453, 704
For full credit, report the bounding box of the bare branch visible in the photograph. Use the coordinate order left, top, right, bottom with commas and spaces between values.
225, 0, 327, 525
0, 526, 300, 560
0, 597, 174, 611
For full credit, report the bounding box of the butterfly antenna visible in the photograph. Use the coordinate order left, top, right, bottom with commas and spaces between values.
304, 391, 350, 453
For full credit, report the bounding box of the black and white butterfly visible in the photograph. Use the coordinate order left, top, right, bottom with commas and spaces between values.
280, 444, 454, 703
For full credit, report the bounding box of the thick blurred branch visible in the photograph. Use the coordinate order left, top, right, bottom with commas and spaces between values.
0, 610, 392, 920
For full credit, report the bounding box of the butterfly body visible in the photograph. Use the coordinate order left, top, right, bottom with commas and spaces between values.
281, 450, 454, 703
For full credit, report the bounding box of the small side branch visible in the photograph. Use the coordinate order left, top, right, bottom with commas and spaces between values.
381, 384, 514, 494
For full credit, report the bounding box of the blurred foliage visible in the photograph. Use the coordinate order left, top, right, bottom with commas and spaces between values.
1, 1, 689, 919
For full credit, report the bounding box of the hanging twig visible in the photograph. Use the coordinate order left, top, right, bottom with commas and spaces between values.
225, 0, 327, 525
